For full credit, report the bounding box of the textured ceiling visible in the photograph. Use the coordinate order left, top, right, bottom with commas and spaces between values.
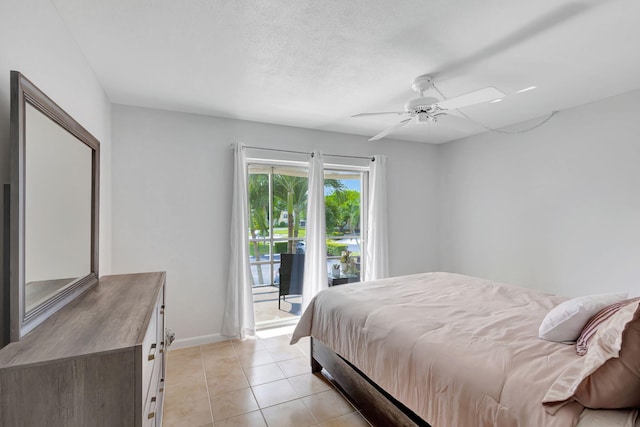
51, 0, 640, 143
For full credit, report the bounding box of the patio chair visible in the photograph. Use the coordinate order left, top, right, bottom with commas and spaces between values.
279, 253, 304, 310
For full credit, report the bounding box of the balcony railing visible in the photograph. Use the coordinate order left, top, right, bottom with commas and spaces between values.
249, 234, 362, 287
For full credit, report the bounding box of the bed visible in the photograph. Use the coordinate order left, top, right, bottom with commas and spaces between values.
290, 272, 639, 427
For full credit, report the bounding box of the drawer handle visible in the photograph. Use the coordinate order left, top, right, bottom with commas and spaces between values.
148, 396, 157, 419
148, 343, 157, 361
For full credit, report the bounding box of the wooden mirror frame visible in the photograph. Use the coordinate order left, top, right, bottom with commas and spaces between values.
7, 71, 100, 341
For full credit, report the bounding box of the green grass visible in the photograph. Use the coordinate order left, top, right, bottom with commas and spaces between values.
273, 227, 306, 238
248, 242, 271, 257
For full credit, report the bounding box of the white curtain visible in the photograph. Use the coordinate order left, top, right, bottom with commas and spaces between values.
221, 143, 255, 339
302, 150, 327, 311
365, 155, 389, 281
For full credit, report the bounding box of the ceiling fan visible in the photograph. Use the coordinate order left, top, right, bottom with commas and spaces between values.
353, 75, 505, 141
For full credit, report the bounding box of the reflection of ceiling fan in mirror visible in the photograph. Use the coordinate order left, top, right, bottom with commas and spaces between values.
353, 75, 505, 141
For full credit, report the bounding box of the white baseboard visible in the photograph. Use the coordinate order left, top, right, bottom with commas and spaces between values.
170, 333, 228, 350
169, 319, 301, 350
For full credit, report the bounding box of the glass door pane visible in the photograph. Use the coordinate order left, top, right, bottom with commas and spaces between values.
248, 173, 270, 286
272, 172, 308, 255
248, 164, 308, 325
325, 171, 363, 284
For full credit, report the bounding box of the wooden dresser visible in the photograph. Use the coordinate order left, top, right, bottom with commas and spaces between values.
0, 272, 166, 427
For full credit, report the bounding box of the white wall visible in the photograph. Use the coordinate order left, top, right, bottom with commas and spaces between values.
0, 0, 112, 345
111, 104, 439, 343
438, 89, 640, 298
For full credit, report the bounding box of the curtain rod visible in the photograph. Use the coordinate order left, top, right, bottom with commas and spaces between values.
240, 145, 375, 161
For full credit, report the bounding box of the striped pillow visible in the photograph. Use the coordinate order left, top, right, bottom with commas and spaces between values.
576, 297, 640, 356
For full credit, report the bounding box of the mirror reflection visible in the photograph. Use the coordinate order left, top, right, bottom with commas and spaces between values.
24, 103, 92, 313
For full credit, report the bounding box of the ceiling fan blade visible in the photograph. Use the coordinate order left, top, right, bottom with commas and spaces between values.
435, 87, 505, 110
352, 112, 405, 118
430, 3, 592, 79
368, 118, 413, 141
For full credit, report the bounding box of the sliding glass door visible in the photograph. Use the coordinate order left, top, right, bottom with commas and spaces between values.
248, 165, 308, 289
248, 161, 368, 325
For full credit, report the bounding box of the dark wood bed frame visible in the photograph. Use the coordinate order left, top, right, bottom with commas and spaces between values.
310, 338, 431, 427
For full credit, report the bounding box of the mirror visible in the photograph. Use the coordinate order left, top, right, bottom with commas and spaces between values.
24, 103, 93, 312
7, 71, 100, 341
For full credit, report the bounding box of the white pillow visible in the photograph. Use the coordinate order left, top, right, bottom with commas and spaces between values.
538, 293, 627, 342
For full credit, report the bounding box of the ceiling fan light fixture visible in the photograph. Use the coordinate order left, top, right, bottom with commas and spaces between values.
416, 112, 430, 123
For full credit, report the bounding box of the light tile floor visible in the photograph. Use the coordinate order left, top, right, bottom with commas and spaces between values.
163, 334, 373, 427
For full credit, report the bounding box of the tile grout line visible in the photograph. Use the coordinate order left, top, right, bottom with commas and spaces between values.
330, 386, 370, 426
235, 338, 320, 425
232, 339, 272, 427
300, 394, 321, 426
171, 338, 368, 427
199, 344, 216, 426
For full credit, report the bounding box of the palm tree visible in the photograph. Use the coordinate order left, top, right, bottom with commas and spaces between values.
273, 174, 344, 252
273, 175, 307, 253
343, 191, 361, 234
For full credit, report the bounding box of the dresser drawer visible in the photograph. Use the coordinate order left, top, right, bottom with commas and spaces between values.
155, 289, 166, 426
141, 301, 159, 406
143, 392, 158, 427
143, 349, 164, 427
141, 286, 166, 425
156, 289, 165, 366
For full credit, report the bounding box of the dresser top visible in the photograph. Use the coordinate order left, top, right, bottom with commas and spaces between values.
0, 272, 165, 368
